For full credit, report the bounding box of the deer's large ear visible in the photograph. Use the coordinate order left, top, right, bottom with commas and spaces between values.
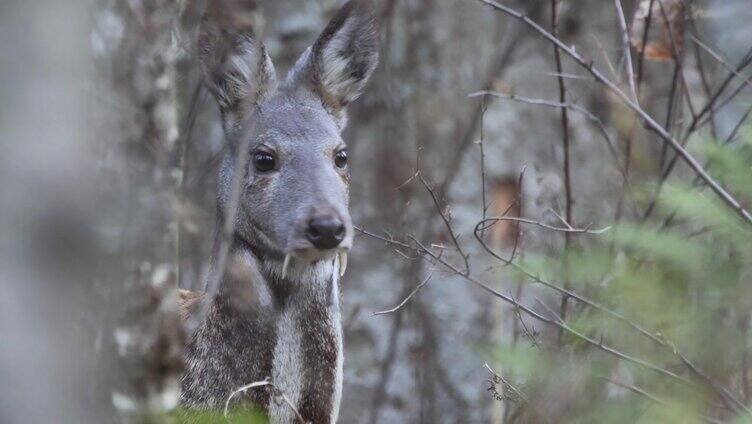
199, 1, 277, 134
292, 0, 379, 128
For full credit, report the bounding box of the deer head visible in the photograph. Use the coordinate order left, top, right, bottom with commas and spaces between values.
199, 0, 379, 277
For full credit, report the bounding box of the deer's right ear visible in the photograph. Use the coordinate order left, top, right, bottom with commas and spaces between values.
198, 2, 277, 134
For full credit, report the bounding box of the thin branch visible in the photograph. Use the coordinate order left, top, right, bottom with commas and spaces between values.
485, 363, 529, 405
690, 35, 752, 89
224, 379, 272, 417
681, 44, 752, 140
677, 352, 752, 417
548, 208, 572, 229
550, 0, 574, 232
535, 297, 567, 325
507, 165, 527, 264
479, 96, 489, 238
614, 0, 638, 101
419, 175, 470, 275
484, 362, 548, 423
656, 0, 697, 166
544, 71, 592, 81
395, 169, 420, 191
695, 76, 752, 133
551, 0, 574, 342
635, 0, 656, 88
372, 271, 434, 316
601, 376, 667, 406
689, 15, 716, 136
603, 375, 727, 424
224, 378, 307, 423
510, 290, 540, 348
477, 216, 610, 235
725, 102, 752, 144
659, 61, 682, 169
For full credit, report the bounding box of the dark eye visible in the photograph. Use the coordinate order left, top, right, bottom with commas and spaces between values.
253, 151, 276, 172
334, 148, 348, 168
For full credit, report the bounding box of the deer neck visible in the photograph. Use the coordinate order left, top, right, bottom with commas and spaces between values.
216, 237, 344, 424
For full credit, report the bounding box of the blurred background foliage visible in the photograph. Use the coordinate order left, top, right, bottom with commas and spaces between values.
1, 0, 751, 423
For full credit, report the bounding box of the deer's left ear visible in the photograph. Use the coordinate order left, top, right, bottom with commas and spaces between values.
199, 0, 277, 135
292, 0, 379, 127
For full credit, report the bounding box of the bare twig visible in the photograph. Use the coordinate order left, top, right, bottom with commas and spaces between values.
507, 165, 527, 264
614, 0, 638, 101
602, 376, 667, 406
693, 81, 752, 138
484, 363, 534, 412
689, 15, 716, 134
725, 102, 752, 144
549, 0, 574, 231
690, 35, 752, 89
686, 45, 752, 138
551, 0, 574, 343
394, 170, 420, 191
604, 376, 726, 424
535, 297, 566, 325
659, 60, 682, 168
419, 175, 470, 275
510, 290, 540, 348
478, 97, 489, 238
477, 216, 610, 235
224, 379, 273, 417
677, 352, 752, 417
544, 71, 592, 81
224, 378, 307, 423
372, 271, 434, 316
635, 0, 656, 88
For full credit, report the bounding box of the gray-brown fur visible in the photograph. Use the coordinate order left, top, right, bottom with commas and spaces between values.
181, 1, 378, 422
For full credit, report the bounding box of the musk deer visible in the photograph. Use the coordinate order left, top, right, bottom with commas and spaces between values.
179, 1, 379, 422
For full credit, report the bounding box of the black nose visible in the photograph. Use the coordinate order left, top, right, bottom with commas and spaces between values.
306, 217, 346, 250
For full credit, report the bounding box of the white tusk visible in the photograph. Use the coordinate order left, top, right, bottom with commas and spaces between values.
338, 251, 348, 277
281, 254, 291, 279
